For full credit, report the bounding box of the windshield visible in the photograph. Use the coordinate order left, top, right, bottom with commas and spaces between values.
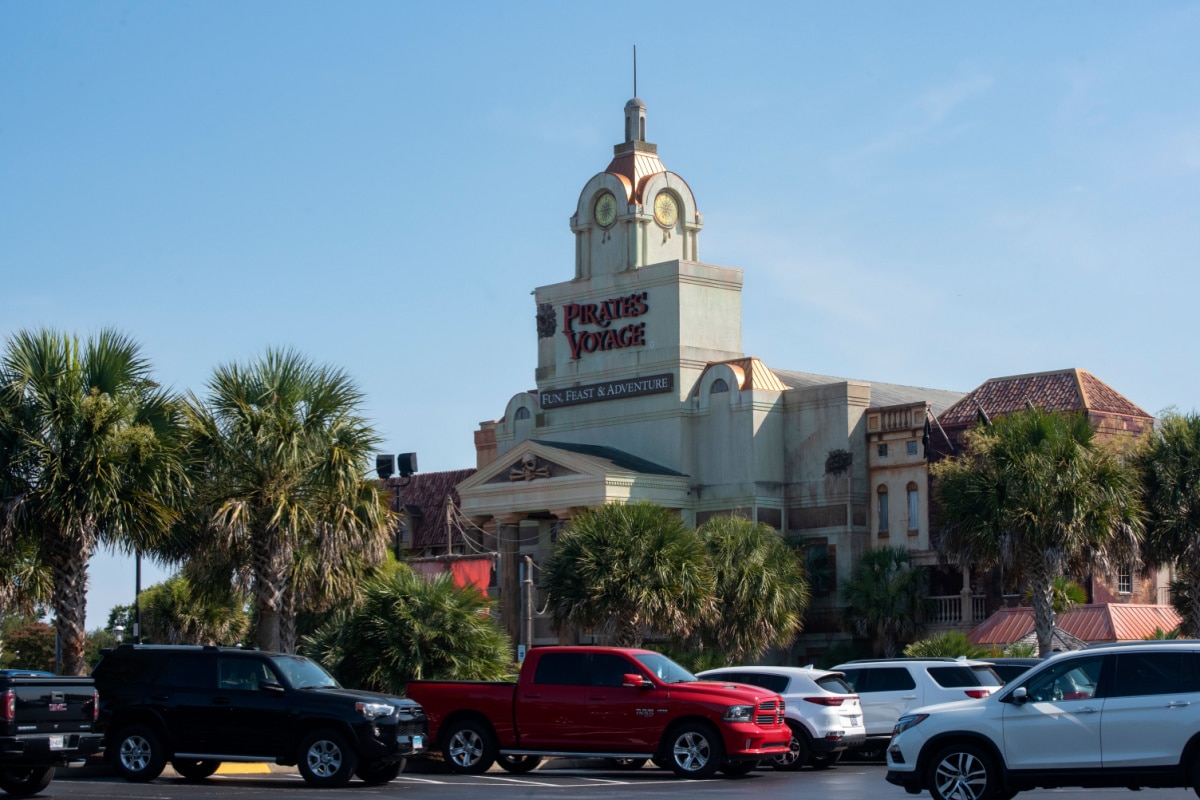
634, 653, 697, 684
270, 655, 341, 690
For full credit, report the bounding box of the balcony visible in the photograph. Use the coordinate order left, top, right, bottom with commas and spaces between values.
928, 594, 987, 626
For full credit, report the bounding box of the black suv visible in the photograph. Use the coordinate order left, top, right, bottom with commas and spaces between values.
91, 645, 426, 788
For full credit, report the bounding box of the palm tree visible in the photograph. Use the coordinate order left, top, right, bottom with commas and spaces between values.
695, 515, 810, 662
1137, 412, 1200, 637
541, 502, 714, 647
841, 546, 930, 657
302, 563, 511, 693
0, 328, 185, 674
932, 408, 1142, 656
137, 572, 249, 645
183, 349, 391, 652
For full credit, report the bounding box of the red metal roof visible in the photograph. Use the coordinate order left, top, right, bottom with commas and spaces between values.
968, 603, 1182, 645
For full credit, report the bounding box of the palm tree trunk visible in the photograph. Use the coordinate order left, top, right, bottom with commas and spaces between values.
251, 531, 291, 653
278, 584, 297, 654
1189, 571, 1200, 640
612, 614, 643, 648
47, 527, 95, 676
1028, 564, 1057, 657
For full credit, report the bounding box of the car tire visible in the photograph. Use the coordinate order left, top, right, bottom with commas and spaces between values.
720, 759, 759, 777
664, 722, 724, 779
297, 729, 358, 788
771, 722, 810, 771
441, 719, 497, 775
356, 759, 404, 785
809, 750, 841, 770
0, 765, 55, 797
927, 742, 998, 800
113, 724, 167, 783
606, 757, 648, 770
171, 759, 221, 781
497, 754, 543, 774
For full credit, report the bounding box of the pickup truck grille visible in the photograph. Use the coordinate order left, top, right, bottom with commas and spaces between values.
755, 699, 785, 726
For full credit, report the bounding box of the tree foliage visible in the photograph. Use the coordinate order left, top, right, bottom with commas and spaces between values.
694, 515, 809, 663
0, 328, 186, 674
541, 502, 714, 647
182, 349, 390, 653
903, 630, 988, 659
1138, 411, 1200, 637
841, 546, 930, 657
137, 572, 248, 646
932, 408, 1142, 656
302, 563, 511, 693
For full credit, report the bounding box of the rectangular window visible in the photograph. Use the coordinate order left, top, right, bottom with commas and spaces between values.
1118, 567, 1132, 595
907, 441, 918, 456
877, 491, 889, 533
877, 443, 888, 457
907, 488, 919, 532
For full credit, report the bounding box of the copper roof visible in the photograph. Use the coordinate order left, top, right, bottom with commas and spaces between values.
386, 468, 476, 550
605, 143, 666, 203
968, 603, 1182, 645
697, 358, 789, 394
938, 369, 1151, 428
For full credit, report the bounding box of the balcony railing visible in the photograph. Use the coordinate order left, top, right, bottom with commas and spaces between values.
929, 594, 987, 625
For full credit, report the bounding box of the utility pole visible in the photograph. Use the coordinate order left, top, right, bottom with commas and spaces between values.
523, 555, 534, 657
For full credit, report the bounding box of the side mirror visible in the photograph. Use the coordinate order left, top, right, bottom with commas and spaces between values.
261, 680, 285, 694
1009, 686, 1028, 704
622, 673, 649, 689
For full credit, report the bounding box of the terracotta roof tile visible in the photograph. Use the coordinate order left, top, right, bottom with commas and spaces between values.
938, 369, 1151, 428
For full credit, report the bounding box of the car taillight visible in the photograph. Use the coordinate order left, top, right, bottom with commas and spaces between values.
2, 690, 14, 722
804, 696, 846, 706
964, 689, 991, 699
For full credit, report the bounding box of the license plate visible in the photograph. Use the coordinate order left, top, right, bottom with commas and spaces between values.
412, 735, 424, 751
49, 735, 65, 750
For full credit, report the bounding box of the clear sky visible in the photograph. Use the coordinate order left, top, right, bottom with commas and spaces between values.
3, 2, 1198, 631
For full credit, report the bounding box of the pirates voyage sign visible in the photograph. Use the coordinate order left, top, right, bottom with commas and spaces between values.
539, 373, 674, 409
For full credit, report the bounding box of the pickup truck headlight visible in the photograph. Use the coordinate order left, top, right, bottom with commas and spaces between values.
722, 704, 755, 723
892, 713, 928, 736
356, 701, 396, 720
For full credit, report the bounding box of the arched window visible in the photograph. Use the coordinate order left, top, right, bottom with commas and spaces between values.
877, 485, 889, 534
710, 378, 729, 394
514, 407, 531, 421
906, 482, 919, 532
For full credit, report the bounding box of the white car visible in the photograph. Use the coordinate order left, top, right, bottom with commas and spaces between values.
886, 642, 1200, 800
697, 666, 866, 770
831, 658, 1002, 759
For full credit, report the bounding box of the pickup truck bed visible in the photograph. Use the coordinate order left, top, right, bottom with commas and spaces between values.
0, 671, 103, 797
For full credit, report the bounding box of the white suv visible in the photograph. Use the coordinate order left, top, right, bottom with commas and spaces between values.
697, 666, 866, 770
886, 642, 1200, 800
831, 658, 1002, 759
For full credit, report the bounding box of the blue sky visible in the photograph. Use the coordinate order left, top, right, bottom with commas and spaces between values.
3, 2, 1198, 630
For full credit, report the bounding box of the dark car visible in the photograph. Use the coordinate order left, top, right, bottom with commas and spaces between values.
980, 657, 1041, 683
91, 645, 426, 788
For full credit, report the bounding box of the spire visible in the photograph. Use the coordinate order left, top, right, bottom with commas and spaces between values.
624, 97, 646, 143
607, 97, 663, 203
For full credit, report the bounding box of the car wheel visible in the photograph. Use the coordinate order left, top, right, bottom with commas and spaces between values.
809, 751, 841, 770
171, 759, 221, 781
606, 757, 648, 770
771, 722, 810, 771
928, 743, 997, 800
113, 724, 167, 782
720, 759, 759, 777
497, 754, 542, 774
355, 759, 404, 785
440, 719, 497, 775
665, 722, 724, 779
297, 729, 358, 788
0, 765, 55, 796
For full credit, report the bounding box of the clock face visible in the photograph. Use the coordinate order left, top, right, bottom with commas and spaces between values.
594, 191, 617, 228
653, 191, 679, 227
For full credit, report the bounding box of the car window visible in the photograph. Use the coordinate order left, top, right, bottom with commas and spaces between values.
814, 674, 853, 694
96, 652, 164, 685
927, 666, 1003, 688
1021, 656, 1103, 702
864, 668, 916, 692
707, 672, 789, 694
590, 653, 636, 687
633, 653, 696, 684
156, 653, 213, 690
838, 668, 862, 691
533, 653, 588, 686
219, 657, 274, 691
1111, 651, 1200, 697
269, 655, 337, 689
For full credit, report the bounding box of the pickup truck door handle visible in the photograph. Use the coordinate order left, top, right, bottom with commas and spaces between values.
1075, 706, 1099, 714
901, 695, 918, 700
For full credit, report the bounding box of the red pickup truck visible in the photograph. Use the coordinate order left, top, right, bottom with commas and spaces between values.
406, 646, 790, 779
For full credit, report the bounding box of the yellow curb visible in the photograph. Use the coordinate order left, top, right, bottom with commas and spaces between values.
215, 763, 272, 774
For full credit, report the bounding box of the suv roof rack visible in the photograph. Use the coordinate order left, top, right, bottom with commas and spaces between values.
1083, 639, 1195, 649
